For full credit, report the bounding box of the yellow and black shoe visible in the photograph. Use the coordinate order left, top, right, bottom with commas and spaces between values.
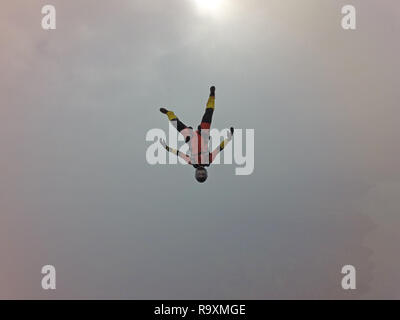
210, 86, 215, 96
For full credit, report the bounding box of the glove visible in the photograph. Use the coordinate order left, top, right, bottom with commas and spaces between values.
228, 127, 234, 139
159, 138, 167, 149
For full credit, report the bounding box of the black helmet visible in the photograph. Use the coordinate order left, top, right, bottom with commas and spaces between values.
195, 166, 208, 183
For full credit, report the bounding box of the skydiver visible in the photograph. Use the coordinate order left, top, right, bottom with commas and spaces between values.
159, 86, 234, 183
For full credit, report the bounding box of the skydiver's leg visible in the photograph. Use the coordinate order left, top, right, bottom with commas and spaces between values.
160, 108, 192, 140
199, 86, 215, 130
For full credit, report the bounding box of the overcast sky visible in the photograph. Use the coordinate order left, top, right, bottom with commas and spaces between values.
0, 0, 399, 299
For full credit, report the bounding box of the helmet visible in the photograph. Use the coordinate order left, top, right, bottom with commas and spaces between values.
195, 166, 208, 183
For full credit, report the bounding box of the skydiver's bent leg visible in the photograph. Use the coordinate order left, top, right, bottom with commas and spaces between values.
160, 108, 192, 140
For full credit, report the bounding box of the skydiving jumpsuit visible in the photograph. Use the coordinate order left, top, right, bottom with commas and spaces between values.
162, 89, 232, 167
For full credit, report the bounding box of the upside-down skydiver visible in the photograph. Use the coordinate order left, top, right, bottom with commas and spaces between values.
159, 86, 234, 183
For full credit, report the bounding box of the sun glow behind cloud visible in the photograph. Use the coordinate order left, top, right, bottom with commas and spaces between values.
193, 0, 225, 15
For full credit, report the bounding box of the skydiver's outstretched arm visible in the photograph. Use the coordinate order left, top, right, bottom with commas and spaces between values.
210, 127, 234, 164
160, 138, 191, 164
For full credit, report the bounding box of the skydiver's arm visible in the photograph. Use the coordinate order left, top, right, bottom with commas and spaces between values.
160, 139, 191, 164
210, 127, 234, 163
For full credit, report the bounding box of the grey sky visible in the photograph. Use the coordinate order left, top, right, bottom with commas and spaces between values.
0, 0, 399, 299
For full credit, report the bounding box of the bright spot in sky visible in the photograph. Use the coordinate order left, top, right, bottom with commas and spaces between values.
194, 0, 224, 13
